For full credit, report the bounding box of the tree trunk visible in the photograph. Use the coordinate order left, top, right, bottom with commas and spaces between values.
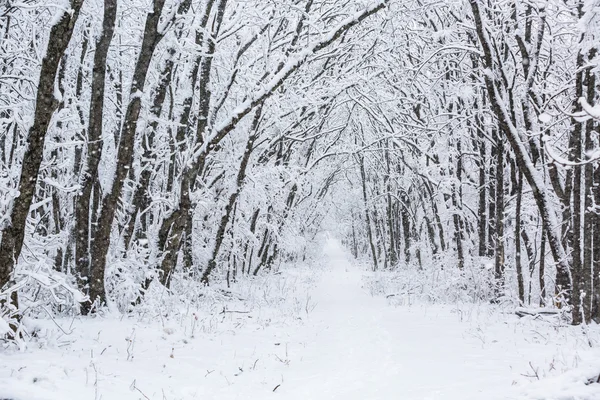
581, 47, 596, 323
201, 107, 262, 284
75, 0, 117, 313
122, 0, 193, 251
86, 0, 169, 311
570, 45, 585, 325
0, 1, 85, 299
494, 135, 505, 291
385, 141, 397, 266
593, 164, 600, 321
539, 227, 547, 307
359, 152, 378, 271
488, 137, 497, 258
515, 171, 525, 304
242, 209, 260, 275
452, 138, 464, 269
156, 0, 227, 286
401, 195, 411, 265
477, 124, 488, 257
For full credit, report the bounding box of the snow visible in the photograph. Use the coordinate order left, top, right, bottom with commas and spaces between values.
0, 318, 11, 336
1, 239, 599, 399
190, 0, 388, 164
538, 113, 552, 124
48, 0, 72, 27
579, 97, 600, 120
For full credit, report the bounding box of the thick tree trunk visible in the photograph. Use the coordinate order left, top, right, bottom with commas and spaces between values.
253, 226, 272, 276
51, 59, 68, 272
422, 181, 445, 253
570, 46, 585, 325
86, 0, 169, 311
593, 165, 600, 321
0, 2, 85, 299
477, 127, 488, 257
75, 0, 117, 313
452, 139, 464, 269
581, 47, 596, 323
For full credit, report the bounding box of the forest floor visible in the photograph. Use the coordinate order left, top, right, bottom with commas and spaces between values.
1, 239, 600, 400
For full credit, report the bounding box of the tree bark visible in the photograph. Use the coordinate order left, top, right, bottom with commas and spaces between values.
75, 0, 117, 312
384, 140, 397, 266
570, 44, 585, 325
0, 1, 85, 299
86, 0, 170, 311
477, 120, 488, 257
515, 171, 525, 304
582, 47, 597, 322
452, 138, 464, 269
539, 227, 547, 306
494, 135, 505, 290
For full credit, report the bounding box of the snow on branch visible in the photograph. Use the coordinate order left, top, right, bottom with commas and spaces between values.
189, 0, 389, 164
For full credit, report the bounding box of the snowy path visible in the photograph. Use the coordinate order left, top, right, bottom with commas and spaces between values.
277, 239, 530, 400
1, 239, 593, 400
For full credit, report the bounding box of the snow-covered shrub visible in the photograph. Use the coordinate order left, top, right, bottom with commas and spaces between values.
15, 261, 85, 315
120, 254, 320, 334
104, 257, 150, 313
363, 253, 497, 305
1, 261, 84, 348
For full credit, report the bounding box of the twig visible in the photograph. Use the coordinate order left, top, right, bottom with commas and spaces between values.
126, 329, 136, 361
90, 361, 99, 400
130, 380, 150, 399
221, 372, 231, 385
219, 309, 250, 314
527, 362, 540, 380
40, 305, 73, 335
135, 387, 150, 400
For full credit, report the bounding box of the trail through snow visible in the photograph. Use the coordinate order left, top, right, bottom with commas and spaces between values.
279, 238, 534, 400
1, 238, 598, 399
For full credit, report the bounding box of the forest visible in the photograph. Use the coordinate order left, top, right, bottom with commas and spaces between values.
1, 0, 600, 398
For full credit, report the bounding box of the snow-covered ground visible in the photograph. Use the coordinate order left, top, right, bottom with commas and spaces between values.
1, 239, 600, 399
